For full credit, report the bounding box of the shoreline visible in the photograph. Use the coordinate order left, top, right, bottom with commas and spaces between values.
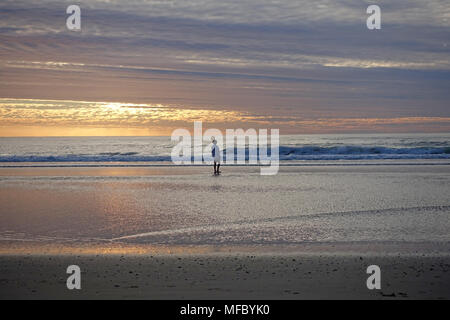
1, 158, 450, 168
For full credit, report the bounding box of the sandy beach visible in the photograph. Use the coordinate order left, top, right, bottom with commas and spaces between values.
1, 252, 449, 299
1, 163, 449, 299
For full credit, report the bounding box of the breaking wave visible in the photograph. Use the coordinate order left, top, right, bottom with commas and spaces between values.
1, 145, 450, 162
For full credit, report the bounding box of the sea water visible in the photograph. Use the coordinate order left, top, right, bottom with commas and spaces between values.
0, 133, 449, 164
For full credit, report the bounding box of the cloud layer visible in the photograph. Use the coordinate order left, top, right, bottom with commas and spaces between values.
0, 0, 449, 134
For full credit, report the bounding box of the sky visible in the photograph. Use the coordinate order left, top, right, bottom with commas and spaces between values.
0, 0, 449, 136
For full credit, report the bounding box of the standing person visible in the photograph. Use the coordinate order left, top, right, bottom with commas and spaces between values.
211, 138, 220, 175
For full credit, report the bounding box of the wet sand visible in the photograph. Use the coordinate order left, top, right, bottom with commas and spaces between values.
1, 164, 449, 244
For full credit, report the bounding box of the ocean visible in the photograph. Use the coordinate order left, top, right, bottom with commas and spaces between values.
1, 133, 449, 164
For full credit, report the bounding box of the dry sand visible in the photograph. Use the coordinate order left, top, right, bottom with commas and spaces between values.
1, 250, 449, 300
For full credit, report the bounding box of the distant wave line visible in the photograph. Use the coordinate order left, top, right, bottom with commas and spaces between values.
1, 145, 450, 163
1, 162, 450, 168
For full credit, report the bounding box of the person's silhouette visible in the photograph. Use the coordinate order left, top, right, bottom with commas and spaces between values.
212, 139, 220, 175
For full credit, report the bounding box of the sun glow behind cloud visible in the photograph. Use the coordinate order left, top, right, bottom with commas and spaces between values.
0, 98, 249, 136
1, 98, 449, 136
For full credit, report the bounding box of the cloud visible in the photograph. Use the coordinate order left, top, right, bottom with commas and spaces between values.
0, 0, 449, 134
1, 99, 449, 135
